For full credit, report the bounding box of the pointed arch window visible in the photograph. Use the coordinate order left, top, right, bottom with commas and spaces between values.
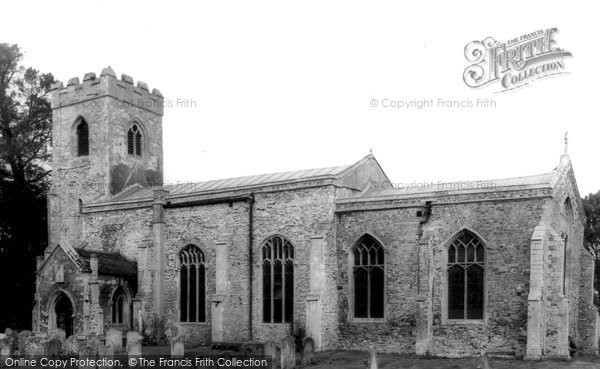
179, 245, 206, 323
127, 124, 142, 156
447, 230, 485, 320
111, 287, 129, 325
352, 234, 384, 319
76, 119, 89, 156
262, 235, 294, 323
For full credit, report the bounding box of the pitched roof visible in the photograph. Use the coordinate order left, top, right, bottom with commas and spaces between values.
76, 249, 137, 279
90, 155, 380, 206
352, 171, 559, 201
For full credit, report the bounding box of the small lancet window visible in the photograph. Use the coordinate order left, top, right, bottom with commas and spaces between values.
76, 119, 89, 156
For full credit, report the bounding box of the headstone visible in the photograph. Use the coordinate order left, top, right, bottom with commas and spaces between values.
66, 336, 80, 355
18, 330, 33, 356
301, 337, 315, 366
367, 345, 378, 369
264, 340, 280, 367
171, 336, 184, 358
482, 352, 491, 369
240, 342, 264, 356
1, 338, 13, 356
5, 329, 18, 352
98, 345, 115, 369
105, 329, 123, 352
78, 346, 97, 369
137, 310, 143, 333
49, 329, 67, 343
46, 338, 65, 357
280, 336, 296, 369
126, 331, 142, 357
86, 333, 100, 348
25, 336, 46, 358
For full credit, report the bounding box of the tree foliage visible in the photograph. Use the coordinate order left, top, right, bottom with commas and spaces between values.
0, 43, 54, 330
582, 190, 600, 307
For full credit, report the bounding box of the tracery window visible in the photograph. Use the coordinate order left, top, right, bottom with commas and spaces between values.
262, 235, 294, 323
447, 230, 485, 320
352, 234, 384, 319
179, 244, 206, 323
127, 124, 142, 156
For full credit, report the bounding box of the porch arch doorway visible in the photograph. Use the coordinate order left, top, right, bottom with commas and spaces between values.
50, 291, 74, 337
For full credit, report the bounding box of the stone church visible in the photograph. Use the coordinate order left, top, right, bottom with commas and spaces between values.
33, 67, 598, 359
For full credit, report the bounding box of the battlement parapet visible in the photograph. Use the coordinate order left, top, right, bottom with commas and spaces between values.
50, 67, 164, 116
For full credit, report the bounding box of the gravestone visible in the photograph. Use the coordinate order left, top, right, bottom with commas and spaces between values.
78, 346, 97, 369
25, 336, 46, 357
240, 342, 264, 356
66, 336, 81, 355
126, 331, 142, 357
264, 340, 280, 367
49, 329, 66, 343
280, 336, 296, 369
5, 329, 18, 352
46, 338, 65, 357
301, 337, 315, 366
18, 331, 33, 356
482, 352, 491, 369
1, 337, 13, 356
86, 333, 100, 348
98, 345, 115, 369
105, 329, 123, 352
367, 345, 378, 369
171, 336, 184, 358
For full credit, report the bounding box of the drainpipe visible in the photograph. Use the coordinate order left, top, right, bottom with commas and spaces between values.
248, 193, 255, 341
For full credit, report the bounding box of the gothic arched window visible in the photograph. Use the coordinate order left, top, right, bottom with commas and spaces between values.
447, 230, 485, 320
111, 287, 128, 325
262, 235, 294, 323
179, 244, 206, 323
127, 124, 142, 156
352, 234, 384, 319
76, 119, 89, 156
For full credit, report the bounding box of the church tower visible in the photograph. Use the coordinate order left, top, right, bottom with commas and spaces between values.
48, 67, 164, 246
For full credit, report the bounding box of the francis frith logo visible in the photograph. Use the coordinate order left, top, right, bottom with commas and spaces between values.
463, 28, 572, 92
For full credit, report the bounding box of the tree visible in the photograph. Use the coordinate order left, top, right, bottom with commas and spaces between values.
582, 191, 600, 307
0, 43, 54, 330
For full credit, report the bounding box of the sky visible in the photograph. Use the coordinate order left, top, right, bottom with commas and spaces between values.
2, 0, 599, 195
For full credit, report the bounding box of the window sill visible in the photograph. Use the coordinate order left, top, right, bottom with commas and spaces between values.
349, 318, 386, 324
443, 319, 485, 326
261, 322, 292, 326
179, 322, 209, 325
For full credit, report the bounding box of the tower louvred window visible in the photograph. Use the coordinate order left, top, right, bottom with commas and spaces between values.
76, 119, 89, 156
127, 124, 142, 156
